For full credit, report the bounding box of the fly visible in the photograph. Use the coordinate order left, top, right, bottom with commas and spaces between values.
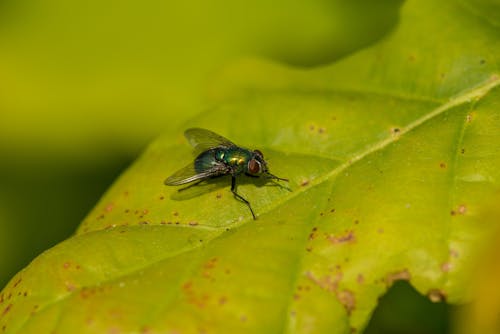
164, 128, 288, 219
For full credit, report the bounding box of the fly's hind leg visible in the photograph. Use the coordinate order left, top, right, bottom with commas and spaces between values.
231, 175, 256, 220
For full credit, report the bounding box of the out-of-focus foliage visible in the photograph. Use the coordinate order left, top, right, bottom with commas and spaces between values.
455, 198, 500, 334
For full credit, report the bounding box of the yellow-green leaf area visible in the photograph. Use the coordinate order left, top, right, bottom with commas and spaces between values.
1, 0, 499, 333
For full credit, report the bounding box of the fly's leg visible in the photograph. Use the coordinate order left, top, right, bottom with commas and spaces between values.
231, 175, 256, 220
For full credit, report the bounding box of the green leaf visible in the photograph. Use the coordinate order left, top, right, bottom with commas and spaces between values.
1, 0, 499, 333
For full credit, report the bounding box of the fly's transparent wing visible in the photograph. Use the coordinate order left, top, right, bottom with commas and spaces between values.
184, 128, 236, 153
164, 161, 227, 186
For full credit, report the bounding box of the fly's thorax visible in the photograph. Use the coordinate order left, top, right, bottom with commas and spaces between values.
215, 147, 252, 174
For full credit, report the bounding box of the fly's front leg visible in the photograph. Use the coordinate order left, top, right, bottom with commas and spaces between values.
231, 175, 256, 220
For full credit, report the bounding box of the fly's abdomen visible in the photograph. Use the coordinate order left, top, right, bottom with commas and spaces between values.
194, 150, 219, 173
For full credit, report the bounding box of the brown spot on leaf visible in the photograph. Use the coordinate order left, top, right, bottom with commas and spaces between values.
384, 269, 411, 286
391, 127, 401, 135
1, 304, 12, 317
327, 230, 356, 244
300, 179, 309, 187
338, 290, 356, 315
306, 271, 355, 315
216, 193, 222, 199
13, 278, 22, 288
357, 274, 364, 284
105, 204, 114, 212
428, 289, 447, 302
439, 162, 446, 169
159, 196, 164, 200
441, 262, 452, 272
458, 204, 467, 215
189, 221, 199, 226
173, 212, 179, 216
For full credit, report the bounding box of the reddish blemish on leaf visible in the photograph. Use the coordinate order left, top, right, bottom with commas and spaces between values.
1, 304, 12, 317
327, 230, 356, 244
384, 269, 411, 286
65, 282, 77, 292
188, 221, 199, 226
140, 326, 152, 334
306, 271, 356, 315
300, 179, 310, 187
63, 262, 71, 269
218, 296, 227, 305
357, 274, 364, 284
428, 289, 447, 302
441, 262, 452, 272
338, 290, 356, 315
105, 204, 114, 212
309, 228, 318, 240
13, 278, 22, 288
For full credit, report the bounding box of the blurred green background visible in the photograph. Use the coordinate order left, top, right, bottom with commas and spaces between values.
0, 0, 456, 332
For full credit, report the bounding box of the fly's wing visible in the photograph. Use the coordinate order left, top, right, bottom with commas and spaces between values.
184, 128, 236, 153
164, 161, 227, 186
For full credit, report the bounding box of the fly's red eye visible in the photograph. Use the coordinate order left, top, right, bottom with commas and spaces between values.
248, 159, 261, 174
254, 149, 263, 158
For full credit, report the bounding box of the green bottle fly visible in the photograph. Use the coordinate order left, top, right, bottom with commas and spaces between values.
165, 128, 288, 219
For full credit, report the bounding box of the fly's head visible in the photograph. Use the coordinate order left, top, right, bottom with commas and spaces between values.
247, 149, 268, 176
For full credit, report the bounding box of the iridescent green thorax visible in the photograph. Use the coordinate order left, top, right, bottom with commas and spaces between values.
194, 147, 253, 175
